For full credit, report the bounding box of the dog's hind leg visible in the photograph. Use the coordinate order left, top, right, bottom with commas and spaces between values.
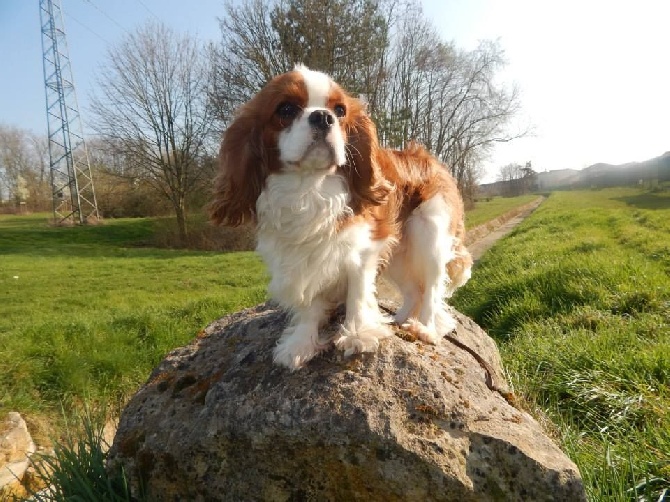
402, 195, 459, 343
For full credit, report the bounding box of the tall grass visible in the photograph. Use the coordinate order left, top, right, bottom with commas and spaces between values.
26, 409, 138, 502
452, 187, 670, 501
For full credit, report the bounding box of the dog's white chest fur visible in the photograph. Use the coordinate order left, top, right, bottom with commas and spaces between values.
256, 172, 371, 308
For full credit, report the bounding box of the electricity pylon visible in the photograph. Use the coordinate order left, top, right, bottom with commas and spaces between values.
39, 0, 99, 224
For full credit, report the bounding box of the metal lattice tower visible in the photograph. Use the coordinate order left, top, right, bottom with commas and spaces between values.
39, 0, 99, 225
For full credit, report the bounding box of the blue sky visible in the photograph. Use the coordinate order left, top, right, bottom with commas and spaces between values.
1, 0, 669, 182
1, 0, 222, 137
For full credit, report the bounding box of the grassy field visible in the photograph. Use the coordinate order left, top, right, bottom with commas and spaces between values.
3, 191, 665, 498
0, 214, 267, 440
0, 193, 536, 436
452, 187, 670, 501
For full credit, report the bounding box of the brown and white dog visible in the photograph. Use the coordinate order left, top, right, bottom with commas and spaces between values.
210, 65, 472, 370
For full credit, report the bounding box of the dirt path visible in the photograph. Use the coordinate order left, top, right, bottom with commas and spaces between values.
467, 196, 544, 262
378, 196, 545, 301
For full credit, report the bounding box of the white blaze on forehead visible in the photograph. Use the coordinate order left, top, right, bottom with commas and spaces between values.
278, 65, 346, 169
295, 65, 331, 108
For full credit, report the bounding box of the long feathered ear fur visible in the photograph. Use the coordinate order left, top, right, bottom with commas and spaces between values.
344, 103, 392, 210
209, 107, 267, 227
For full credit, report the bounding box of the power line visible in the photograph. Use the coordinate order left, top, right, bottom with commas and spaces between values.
62, 9, 111, 45
135, 0, 160, 21
80, 0, 129, 34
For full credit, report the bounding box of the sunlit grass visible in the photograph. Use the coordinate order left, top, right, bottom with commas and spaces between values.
5, 188, 667, 499
0, 214, 266, 439
452, 187, 670, 501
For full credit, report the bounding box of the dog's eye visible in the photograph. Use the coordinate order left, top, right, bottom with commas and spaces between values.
276, 102, 301, 120
333, 104, 346, 118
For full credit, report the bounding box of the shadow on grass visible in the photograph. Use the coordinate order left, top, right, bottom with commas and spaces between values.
472, 291, 592, 342
454, 262, 649, 342
0, 214, 216, 259
611, 191, 670, 210
0, 213, 256, 258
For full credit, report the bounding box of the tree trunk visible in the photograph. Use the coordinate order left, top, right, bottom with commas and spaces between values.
175, 198, 188, 246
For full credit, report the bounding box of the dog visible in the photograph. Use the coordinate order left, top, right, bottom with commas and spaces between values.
210, 65, 472, 370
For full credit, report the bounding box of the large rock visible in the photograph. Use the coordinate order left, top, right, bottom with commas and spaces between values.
107, 302, 585, 501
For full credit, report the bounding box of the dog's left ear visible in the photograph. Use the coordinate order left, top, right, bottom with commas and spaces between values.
209, 105, 267, 227
343, 101, 392, 210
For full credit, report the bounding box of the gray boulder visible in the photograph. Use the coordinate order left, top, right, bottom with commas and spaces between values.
107, 302, 585, 501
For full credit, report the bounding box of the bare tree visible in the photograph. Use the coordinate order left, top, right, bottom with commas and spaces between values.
374, 2, 434, 146
210, 0, 390, 125
90, 22, 216, 243
379, 5, 526, 201
0, 125, 50, 211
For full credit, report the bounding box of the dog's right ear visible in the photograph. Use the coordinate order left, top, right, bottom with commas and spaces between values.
209, 106, 267, 227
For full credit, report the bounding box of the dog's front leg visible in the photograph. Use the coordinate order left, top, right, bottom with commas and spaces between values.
273, 298, 330, 370
334, 244, 391, 357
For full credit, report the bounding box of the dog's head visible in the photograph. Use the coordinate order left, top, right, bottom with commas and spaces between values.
209, 65, 390, 226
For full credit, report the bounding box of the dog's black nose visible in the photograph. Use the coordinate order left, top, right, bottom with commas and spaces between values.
308, 110, 334, 131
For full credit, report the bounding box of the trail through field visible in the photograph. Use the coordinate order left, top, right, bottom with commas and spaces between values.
467, 196, 544, 262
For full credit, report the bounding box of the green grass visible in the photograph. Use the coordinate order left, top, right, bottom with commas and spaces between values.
452, 187, 670, 501
465, 194, 539, 229
4, 189, 666, 499
0, 214, 266, 437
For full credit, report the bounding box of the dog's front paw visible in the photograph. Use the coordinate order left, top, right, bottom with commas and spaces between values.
273, 325, 329, 370
273, 343, 308, 371
333, 323, 391, 358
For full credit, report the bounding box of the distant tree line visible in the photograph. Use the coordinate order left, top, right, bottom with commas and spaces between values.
496, 161, 537, 196
2, 0, 524, 237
